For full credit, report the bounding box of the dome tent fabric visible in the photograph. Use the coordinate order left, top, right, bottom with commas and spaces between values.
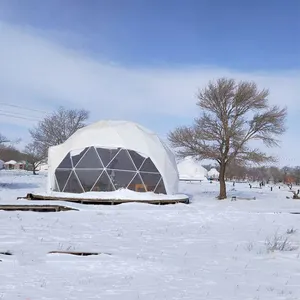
208, 168, 220, 179
177, 156, 208, 181
47, 120, 179, 195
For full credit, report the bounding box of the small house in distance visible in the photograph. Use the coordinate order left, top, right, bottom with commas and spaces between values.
47, 120, 179, 196
4, 160, 17, 170
15, 161, 27, 170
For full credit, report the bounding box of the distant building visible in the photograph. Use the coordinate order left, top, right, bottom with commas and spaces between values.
15, 161, 27, 170
4, 160, 17, 170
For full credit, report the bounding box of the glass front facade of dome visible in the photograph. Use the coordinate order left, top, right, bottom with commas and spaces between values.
54, 146, 166, 194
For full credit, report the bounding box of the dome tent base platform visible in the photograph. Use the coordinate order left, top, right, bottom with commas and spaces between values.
18, 193, 190, 205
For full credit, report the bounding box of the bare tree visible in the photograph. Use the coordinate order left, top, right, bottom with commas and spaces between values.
0, 133, 9, 145
29, 107, 89, 158
225, 160, 247, 181
168, 78, 287, 199
0, 145, 26, 162
24, 143, 46, 175
267, 166, 284, 184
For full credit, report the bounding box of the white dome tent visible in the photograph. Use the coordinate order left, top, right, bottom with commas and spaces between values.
47, 120, 179, 195
177, 156, 208, 181
208, 168, 220, 179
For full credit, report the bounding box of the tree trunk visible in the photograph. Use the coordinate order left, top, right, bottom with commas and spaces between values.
218, 162, 227, 199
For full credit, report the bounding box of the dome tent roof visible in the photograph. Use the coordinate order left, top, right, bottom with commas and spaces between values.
177, 156, 208, 180
208, 168, 219, 178
47, 120, 179, 195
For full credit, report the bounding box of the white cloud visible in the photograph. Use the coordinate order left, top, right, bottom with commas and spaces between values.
0, 21, 299, 165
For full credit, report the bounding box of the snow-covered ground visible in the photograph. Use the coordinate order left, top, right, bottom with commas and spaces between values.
1, 170, 300, 299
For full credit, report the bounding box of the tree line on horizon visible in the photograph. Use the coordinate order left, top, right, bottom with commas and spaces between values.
0, 78, 288, 199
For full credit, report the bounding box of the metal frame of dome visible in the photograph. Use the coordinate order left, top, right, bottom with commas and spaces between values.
54, 146, 166, 194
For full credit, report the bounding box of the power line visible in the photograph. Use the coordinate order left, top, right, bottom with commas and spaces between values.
0, 109, 42, 121
0, 112, 41, 122
0, 103, 49, 114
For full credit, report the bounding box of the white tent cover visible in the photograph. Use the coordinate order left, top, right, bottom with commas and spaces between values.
177, 156, 208, 180
208, 168, 220, 178
47, 120, 179, 194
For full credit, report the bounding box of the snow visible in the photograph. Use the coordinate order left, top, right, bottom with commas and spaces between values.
1, 170, 300, 299
177, 156, 208, 181
43, 189, 188, 200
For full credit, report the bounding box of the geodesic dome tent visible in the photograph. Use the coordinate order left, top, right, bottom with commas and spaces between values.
47, 120, 179, 195
208, 168, 220, 179
177, 156, 208, 181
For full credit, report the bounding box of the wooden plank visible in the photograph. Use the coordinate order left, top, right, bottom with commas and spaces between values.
18, 193, 189, 205
0, 205, 78, 212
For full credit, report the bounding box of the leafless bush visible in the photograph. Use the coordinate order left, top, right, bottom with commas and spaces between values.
265, 234, 298, 252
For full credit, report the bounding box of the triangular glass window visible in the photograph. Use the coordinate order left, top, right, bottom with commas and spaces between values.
128, 150, 146, 170
127, 173, 146, 192
139, 158, 159, 173
75, 169, 103, 192
63, 171, 84, 193
107, 149, 136, 171
140, 172, 161, 192
92, 170, 115, 192
76, 147, 103, 169
96, 148, 120, 167
71, 147, 89, 167
106, 170, 136, 190
154, 177, 167, 194
57, 153, 72, 169
55, 169, 72, 191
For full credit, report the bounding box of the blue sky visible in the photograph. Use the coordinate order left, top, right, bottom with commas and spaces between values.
1, 0, 299, 69
0, 0, 299, 165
